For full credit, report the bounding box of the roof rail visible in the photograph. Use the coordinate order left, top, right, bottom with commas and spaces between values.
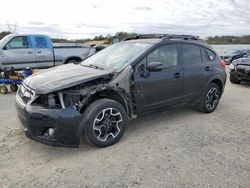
161, 35, 203, 42
123, 34, 166, 41
124, 34, 204, 43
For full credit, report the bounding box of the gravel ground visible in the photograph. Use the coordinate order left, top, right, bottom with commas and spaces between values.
0, 68, 250, 188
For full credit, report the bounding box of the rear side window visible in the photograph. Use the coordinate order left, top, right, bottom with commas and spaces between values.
201, 47, 208, 62
35, 37, 49, 48
181, 44, 201, 65
206, 49, 216, 61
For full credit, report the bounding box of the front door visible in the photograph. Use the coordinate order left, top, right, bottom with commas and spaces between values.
133, 43, 184, 113
2, 36, 36, 69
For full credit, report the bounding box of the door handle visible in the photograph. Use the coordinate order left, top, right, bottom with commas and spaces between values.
205, 66, 210, 71
27, 51, 33, 54
173, 72, 181, 78
37, 51, 42, 54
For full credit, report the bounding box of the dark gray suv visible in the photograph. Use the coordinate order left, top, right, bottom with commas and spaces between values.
16, 35, 227, 147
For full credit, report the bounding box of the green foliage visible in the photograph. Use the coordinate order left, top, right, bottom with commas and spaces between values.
114, 32, 137, 40
52, 33, 250, 45
206, 35, 250, 44
51, 38, 90, 43
52, 32, 137, 44
2, 30, 250, 44
51, 38, 71, 43
0, 31, 12, 40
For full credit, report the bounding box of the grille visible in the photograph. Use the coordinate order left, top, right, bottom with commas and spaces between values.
236, 65, 250, 75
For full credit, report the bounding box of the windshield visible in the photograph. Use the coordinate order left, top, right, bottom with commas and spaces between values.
81, 42, 153, 72
224, 49, 242, 55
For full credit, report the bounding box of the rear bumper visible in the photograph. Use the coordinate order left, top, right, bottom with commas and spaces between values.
15, 98, 83, 147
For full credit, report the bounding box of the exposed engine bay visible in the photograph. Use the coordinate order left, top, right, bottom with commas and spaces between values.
28, 66, 135, 117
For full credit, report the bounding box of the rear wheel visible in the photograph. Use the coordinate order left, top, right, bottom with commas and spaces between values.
196, 83, 221, 113
82, 99, 127, 147
66, 59, 81, 64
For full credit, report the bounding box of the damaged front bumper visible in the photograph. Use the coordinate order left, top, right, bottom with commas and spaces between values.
230, 67, 250, 81
16, 93, 83, 147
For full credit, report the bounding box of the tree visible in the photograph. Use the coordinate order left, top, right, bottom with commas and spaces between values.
0, 31, 12, 40
115, 32, 137, 40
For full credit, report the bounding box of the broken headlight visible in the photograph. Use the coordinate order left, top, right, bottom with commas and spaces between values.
33, 91, 82, 111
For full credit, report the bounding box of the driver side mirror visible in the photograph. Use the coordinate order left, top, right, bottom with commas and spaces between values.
147, 62, 163, 72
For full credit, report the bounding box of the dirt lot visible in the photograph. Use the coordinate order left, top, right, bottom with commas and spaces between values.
0, 69, 250, 188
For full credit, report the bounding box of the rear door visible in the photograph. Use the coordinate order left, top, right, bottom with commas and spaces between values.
33, 36, 54, 68
2, 36, 36, 69
133, 43, 184, 113
180, 43, 214, 100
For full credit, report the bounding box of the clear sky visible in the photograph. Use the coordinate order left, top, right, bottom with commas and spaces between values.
0, 0, 249, 39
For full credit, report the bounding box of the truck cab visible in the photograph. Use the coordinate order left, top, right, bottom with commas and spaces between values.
0, 34, 55, 70
0, 34, 92, 71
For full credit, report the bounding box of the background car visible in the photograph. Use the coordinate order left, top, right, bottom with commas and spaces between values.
221, 49, 250, 65
229, 54, 250, 84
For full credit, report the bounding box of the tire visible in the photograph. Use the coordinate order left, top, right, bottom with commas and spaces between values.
0, 86, 8, 94
66, 59, 81, 64
230, 76, 241, 84
196, 83, 221, 113
10, 84, 18, 92
82, 99, 127, 147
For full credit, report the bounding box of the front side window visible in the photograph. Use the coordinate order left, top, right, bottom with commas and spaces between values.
181, 44, 202, 65
5, 37, 29, 49
147, 44, 178, 68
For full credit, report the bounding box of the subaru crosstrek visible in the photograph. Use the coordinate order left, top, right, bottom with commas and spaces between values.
16, 34, 227, 147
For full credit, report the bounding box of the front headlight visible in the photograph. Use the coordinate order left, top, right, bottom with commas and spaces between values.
229, 64, 235, 70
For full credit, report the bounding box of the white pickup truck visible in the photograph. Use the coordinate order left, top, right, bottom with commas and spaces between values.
0, 34, 93, 71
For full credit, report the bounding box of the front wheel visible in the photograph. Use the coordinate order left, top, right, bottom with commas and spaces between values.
10, 84, 18, 92
82, 99, 127, 147
196, 83, 221, 113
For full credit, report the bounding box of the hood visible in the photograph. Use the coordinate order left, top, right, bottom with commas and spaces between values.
221, 52, 241, 58
232, 58, 250, 66
24, 64, 111, 94
221, 54, 237, 58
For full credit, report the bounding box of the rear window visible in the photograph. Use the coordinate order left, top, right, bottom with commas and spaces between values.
181, 44, 201, 65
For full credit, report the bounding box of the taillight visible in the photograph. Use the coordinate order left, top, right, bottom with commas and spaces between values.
219, 59, 225, 69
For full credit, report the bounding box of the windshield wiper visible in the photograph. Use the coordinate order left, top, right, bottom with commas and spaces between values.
82, 64, 104, 70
